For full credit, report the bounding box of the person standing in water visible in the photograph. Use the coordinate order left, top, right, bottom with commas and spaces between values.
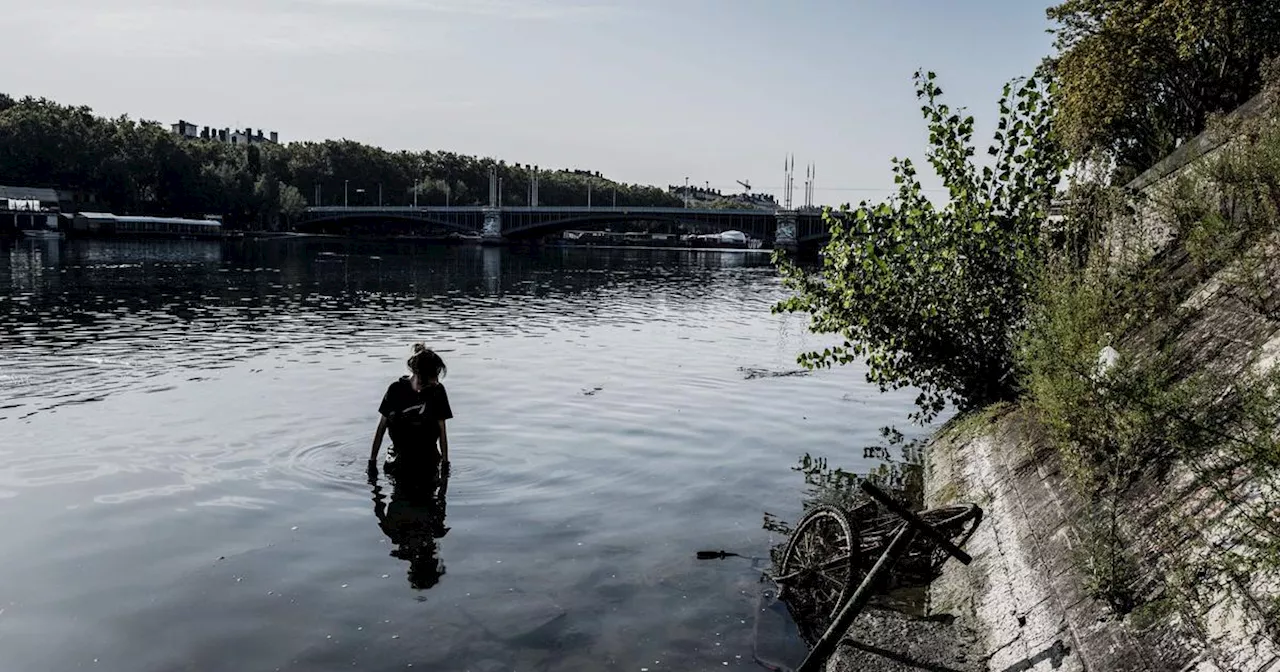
369, 344, 453, 480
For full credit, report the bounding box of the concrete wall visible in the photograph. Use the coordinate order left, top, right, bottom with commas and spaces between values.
1111, 92, 1276, 267
921, 409, 1269, 670
918, 227, 1280, 670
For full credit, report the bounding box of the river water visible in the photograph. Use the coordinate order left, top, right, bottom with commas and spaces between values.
0, 237, 921, 672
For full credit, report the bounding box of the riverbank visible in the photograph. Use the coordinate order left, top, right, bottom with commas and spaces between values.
921, 409, 1192, 672
819, 400, 1278, 672
804, 78, 1280, 672
914, 401, 1280, 672
822, 249, 1280, 670
851, 225, 1280, 671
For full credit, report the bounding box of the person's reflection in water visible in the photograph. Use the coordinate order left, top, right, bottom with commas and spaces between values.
366, 343, 455, 589
370, 464, 450, 590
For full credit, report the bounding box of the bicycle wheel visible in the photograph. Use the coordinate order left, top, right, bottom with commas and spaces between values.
857, 513, 904, 554
775, 504, 862, 645
916, 503, 983, 572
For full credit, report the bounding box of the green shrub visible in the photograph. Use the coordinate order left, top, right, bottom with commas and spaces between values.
774, 69, 1064, 423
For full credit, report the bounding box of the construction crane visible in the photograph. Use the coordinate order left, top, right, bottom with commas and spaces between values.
736, 180, 752, 193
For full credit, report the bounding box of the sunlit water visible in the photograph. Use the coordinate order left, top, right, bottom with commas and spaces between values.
0, 237, 921, 671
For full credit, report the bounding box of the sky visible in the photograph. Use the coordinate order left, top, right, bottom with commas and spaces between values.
0, 0, 1057, 205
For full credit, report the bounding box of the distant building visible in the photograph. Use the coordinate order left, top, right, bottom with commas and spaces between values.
71, 212, 223, 239
666, 185, 776, 210
171, 120, 200, 140
171, 121, 279, 145
0, 185, 60, 211
0, 185, 61, 235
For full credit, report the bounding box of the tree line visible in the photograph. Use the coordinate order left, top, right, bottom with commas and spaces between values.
1048, 0, 1280, 182
0, 93, 680, 230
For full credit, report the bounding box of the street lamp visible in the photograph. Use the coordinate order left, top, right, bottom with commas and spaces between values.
684, 176, 689, 208
344, 179, 349, 208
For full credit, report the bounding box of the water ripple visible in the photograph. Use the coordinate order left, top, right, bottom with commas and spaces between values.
0, 238, 925, 672
282, 440, 368, 492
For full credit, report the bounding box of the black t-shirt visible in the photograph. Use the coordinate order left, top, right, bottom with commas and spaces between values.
378, 376, 453, 462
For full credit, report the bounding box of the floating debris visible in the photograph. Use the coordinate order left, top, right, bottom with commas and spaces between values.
738, 367, 810, 380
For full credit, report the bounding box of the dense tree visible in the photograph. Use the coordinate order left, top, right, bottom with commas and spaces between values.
1047, 0, 1280, 181
0, 94, 680, 229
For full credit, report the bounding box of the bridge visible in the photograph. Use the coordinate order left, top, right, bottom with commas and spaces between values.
295, 205, 832, 250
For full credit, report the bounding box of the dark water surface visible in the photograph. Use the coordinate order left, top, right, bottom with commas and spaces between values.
0, 237, 918, 672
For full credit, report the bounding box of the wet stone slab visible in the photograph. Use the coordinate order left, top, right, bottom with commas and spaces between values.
825, 607, 982, 672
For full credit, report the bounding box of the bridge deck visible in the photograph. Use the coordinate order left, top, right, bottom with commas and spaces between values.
304, 205, 788, 217
298, 205, 833, 244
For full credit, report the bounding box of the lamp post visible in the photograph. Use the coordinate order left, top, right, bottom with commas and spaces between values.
684, 177, 689, 208
344, 179, 349, 208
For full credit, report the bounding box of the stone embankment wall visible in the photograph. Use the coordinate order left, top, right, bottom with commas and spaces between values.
925, 405, 1280, 672
1112, 91, 1272, 264
908, 95, 1280, 672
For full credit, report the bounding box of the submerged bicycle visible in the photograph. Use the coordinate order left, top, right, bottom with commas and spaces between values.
771, 484, 983, 649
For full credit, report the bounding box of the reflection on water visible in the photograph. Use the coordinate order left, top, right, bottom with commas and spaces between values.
0, 237, 922, 671
372, 468, 451, 591
0, 239, 780, 420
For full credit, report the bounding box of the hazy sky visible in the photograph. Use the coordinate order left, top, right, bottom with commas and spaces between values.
0, 0, 1056, 205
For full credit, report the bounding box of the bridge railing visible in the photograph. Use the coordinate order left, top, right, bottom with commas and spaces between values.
302, 205, 796, 217
305, 206, 483, 214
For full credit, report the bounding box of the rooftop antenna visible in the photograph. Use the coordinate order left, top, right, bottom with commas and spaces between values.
783, 154, 793, 208
783, 155, 791, 209
804, 164, 811, 209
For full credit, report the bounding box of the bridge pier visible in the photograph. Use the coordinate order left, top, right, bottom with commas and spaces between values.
481, 207, 503, 245
775, 210, 798, 252
482, 246, 501, 294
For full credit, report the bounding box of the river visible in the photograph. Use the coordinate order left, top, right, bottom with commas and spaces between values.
0, 237, 921, 671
